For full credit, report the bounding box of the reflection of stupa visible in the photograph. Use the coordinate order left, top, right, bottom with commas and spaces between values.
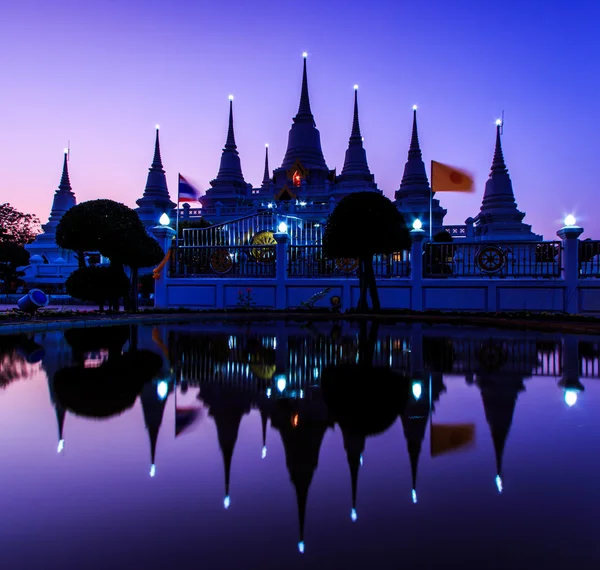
399, 375, 445, 502
477, 374, 525, 492
199, 385, 253, 509
270, 399, 332, 553
339, 424, 365, 522
140, 381, 170, 477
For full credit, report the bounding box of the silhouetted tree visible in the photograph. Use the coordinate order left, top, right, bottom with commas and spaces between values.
66, 266, 130, 311
0, 204, 40, 246
324, 192, 411, 311
0, 241, 30, 293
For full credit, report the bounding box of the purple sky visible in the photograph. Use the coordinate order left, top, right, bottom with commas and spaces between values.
3, 0, 598, 239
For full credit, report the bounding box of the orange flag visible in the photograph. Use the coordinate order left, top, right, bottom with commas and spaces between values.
431, 161, 475, 192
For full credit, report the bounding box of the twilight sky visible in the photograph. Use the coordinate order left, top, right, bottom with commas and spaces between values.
2, 0, 598, 239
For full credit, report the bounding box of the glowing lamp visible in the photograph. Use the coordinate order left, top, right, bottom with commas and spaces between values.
302, 51, 308, 58
412, 381, 422, 400
150, 464, 156, 477
351, 508, 358, 522
159, 213, 170, 226
261, 446, 267, 459
360, 454, 363, 466
495, 119, 502, 126
157, 380, 168, 400
224, 495, 231, 509
354, 84, 359, 91
228, 94, 234, 101
495, 475, 503, 494
412, 104, 418, 111
266, 387, 272, 398
564, 389, 578, 407
412, 219, 422, 230
564, 214, 576, 227
298, 541, 305, 554
63, 148, 69, 155
57, 439, 65, 453
299, 201, 307, 207
267, 202, 273, 209
155, 124, 160, 130
265, 143, 269, 148
412, 489, 418, 504
276, 374, 287, 393
278, 221, 288, 233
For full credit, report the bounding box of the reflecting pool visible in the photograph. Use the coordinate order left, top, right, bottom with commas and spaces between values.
1, 320, 600, 569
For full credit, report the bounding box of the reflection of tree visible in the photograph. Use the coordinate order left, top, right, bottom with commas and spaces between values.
0, 335, 42, 389
54, 349, 163, 419
64, 326, 129, 365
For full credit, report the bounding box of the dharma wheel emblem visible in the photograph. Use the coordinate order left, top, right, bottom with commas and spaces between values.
210, 248, 233, 274
335, 258, 359, 274
476, 246, 506, 273
250, 230, 276, 263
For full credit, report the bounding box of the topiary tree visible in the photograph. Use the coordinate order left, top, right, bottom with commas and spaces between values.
66, 266, 130, 311
433, 230, 453, 243
324, 192, 411, 311
57, 199, 165, 311
0, 241, 30, 293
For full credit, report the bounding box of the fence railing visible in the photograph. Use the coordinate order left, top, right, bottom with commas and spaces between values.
287, 245, 411, 278
579, 240, 600, 278
171, 245, 276, 277
423, 241, 562, 278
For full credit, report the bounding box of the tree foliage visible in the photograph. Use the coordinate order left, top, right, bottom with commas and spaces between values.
0, 241, 31, 293
0, 203, 40, 246
66, 266, 130, 310
57, 199, 165, 311
324, 192, 411, 311
433, 230, 453, 243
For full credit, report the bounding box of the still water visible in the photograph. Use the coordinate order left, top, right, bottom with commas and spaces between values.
1, 320, 599, 570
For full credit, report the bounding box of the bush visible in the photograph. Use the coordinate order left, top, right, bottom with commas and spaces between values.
66, 266, 130, 310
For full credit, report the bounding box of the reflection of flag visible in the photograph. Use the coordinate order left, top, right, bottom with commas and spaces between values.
178, 174, 201, 203
430, 423, 475, 457
175, 406, 201, 437
431, 161, 475, 192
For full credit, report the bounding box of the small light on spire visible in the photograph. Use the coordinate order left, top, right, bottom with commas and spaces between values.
354, 84, 359, 91
495, 475, 503, 494
265, 143, 269, 148
412, 104, 418, 111
564, 214, 577, 227
57, 439, 65, 453
412, 219, 423, 231
565, 389, 578, 407
495, 118, 502, 126
351, 508, 358, 522
224, 495, 231, 509
155, 124, 160, 130
63, 148, 69, 155
412, 489, 418, 503
150, 464, 156, 477
228, 94, 234, 101
298, 541, 305, 553
261, 446, 267, 459
302, 51, 308, 58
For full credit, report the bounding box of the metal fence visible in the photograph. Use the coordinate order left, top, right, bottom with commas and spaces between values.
579, 240, 600, 278
423, 241, 562, 278
287, 245, 411, 278
171, 245, 276, 277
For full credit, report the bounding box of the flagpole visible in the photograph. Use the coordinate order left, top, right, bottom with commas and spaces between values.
176, 173, 180, 274
429, 161, 433, 241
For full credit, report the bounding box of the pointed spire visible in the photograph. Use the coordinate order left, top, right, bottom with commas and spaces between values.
261, 144, 271, 188
213, 96, 246, 184
350, 86, 362, 139
55, 404, 66, 453
297, 53, 313, 122
141, 381, 168, 478
395, 106, 432, 201
59, 149, 72, 192
151, 125, 163, 169
41, 149, 77, 236
279, 54, 328, 173
225, 96, 237, 150
135, 126, 175, 227
408, 106, 422, 160
473, 120, 540, 240
491, 122, 508, 175
341, 426, 364, 522
339, 86, 372, 181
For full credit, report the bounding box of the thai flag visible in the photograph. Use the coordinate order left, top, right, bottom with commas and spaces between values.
178, 174, 201, 203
